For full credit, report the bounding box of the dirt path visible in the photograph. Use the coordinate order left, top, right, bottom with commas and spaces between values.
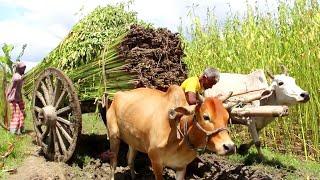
6, 133, 298, 180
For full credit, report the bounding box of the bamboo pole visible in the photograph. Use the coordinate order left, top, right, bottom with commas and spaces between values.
223, 92, 263, 109
230, 105, 289, 117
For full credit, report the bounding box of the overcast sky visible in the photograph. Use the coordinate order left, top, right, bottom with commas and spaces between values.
0, 0, 279, 71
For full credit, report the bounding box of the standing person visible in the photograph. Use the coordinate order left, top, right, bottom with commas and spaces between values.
6, 62, 26, 135
181, 67, 220, 105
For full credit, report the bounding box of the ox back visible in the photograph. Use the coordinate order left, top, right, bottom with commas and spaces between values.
204, 69, 268, 98
107, 85, 188, 153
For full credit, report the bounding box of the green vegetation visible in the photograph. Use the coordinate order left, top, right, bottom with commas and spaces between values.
0, 68, 4, 122
227, 147, 320, 179
23, 2, 150, 100
180, 0, 320, 160
0, 109, 33, 179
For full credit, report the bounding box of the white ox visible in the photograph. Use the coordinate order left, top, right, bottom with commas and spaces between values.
205, 66, 310, 156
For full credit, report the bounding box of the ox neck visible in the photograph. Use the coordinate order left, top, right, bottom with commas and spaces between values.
180, 115, 229, 155
181, 115, 203, 153
182, 115, 196, 149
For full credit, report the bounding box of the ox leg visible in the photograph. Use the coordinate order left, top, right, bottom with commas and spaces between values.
248, 122, 263, 158
109, 136, 120, 180
238, 122, 258, 155
106, 108, 120, 180
255, 130, 264, 159
175, 167, 187, 180
148, 152, 164, 180
150, 161, 164, 180
127, 146, 138, 179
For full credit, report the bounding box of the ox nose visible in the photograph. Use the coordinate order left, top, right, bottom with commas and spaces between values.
300, 92, 310, 102
223, 143, 236, 155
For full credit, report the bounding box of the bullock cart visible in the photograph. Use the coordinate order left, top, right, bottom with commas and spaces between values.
27, 24, 188, 163
30, 68, 290, 163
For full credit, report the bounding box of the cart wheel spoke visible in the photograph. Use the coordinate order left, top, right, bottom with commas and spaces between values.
34, 106, 42, 113
36, 91, 47, 106
46, 75, 54, 103
53, 79, 62, 105
56, 121, 73, 144
55, 90, 67, 109
42, 127, 53, 155
56, 127, 68, 155
41, 127, 50, 140
32, 68, 82, 162
52, 127, 61, 161
56, 106, 71, 116
40, 80, 50, 105
57, 116, 71, 126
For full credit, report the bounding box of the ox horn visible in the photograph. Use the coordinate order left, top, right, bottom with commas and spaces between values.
266, 67, 275, 79
281, 65, 288, 76
219, 91, 233, 102
196, 92, 205, 104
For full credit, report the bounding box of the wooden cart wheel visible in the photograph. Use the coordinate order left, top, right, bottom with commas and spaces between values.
31, 68, 82, 162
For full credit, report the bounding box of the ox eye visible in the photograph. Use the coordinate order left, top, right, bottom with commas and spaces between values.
278, 82, 284, 86
203, 114, 210, 121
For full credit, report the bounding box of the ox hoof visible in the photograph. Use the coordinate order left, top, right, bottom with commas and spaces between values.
238, 144, 249, 155
256, 154, 266, 162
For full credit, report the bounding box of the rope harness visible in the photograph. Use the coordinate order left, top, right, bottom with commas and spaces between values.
183, 115, 229, 154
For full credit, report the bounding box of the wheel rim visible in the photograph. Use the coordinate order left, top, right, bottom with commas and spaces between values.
32, 68, 82, 162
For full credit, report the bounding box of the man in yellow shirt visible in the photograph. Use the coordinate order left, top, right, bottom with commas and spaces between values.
181, 67, 220, 105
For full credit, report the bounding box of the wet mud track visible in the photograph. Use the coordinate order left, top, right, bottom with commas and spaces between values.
65, 134, 290, 180
8, 133, 298, 180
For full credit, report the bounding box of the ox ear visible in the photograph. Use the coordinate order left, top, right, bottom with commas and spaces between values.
175, 105, 196, 115
261, 81, 276, 100
168, 105, 196, 120
261, 90, 273, 100
261, 85, 275, 100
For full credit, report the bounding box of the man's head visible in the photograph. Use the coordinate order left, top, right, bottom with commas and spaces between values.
15, 62, 26, 75
201, 67, 220, 89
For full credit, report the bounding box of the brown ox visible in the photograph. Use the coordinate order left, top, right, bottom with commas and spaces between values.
107, 85, 236, 180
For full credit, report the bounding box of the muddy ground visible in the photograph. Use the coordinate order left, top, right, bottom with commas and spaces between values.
6, 130, 303, 180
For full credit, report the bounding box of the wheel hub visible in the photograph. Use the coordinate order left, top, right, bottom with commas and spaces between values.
42, 106, 57, 127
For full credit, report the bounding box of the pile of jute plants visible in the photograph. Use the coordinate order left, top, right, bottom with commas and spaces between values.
24, 3, 187, 100
118, 24, 187, 91
180, 0, 320, 160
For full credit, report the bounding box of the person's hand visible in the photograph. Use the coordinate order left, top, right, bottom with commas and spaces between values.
98, 150, 116, 162
104, 150, 116, 159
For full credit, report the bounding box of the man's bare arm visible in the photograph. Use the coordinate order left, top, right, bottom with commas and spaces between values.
186, 92, 198, 105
